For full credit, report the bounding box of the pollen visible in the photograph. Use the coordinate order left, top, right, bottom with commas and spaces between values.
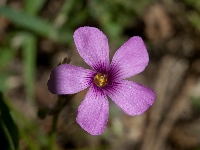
94, 73, 108, 87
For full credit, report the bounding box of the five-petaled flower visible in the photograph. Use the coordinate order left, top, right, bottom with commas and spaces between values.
48, 26, 156, 135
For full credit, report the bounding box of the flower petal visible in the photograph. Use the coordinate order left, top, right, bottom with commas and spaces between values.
73, 27, 110, 73
76, 84, 109, 135
109, 36, 149, 79
104, 80, 155, 116
47, 64, 95, 94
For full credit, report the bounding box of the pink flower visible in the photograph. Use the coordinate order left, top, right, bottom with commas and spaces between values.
48, 27, 156, 135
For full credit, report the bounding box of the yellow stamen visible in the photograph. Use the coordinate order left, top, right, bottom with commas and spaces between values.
94, 73, 108, 87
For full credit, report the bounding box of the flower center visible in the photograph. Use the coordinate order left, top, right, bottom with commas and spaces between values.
94, 73, 108, 87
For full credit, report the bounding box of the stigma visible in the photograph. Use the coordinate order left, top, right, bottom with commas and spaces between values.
94, 73, 108, 87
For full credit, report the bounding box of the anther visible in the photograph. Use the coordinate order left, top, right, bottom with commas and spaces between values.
94, 73, 108, 87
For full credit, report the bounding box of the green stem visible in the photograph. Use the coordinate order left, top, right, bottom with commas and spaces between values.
48, 96, 62, 150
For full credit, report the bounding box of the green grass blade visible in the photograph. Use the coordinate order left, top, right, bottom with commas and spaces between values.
24, 0, 47, 15
54, 0, 75, 28
22, 33, 37, 104
0, 47, 17, 70
0, 6, 54, 37
0, 120, 16, 150
0, 92, 19, 150
4, 96, 46, 149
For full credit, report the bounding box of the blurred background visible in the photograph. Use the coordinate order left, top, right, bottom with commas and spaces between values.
0, 0, 200, 150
